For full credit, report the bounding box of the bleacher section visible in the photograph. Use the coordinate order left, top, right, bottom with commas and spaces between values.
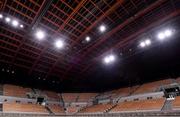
133, 79, 172, 94
110, 98, 165, 113
43, 91, 60, 101
3, 84, 32, 98
62, 93, 78, 102
48, 104, 64, 114
79, 103, 113, 113
66, 106, 79, 114
172, 96, 180, 110
3, 103, 48, 114
77, 93, 97, 102
0, 78, 179, 115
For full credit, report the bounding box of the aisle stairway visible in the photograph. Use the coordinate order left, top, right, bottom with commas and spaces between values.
161, 99, 173, 111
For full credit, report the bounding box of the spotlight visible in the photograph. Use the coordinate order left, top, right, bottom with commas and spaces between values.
164, 29, 172, 37
85, 36, 91, 42
140, 42, 146, 48
104, 57, 110, 64
157, 29, 173, 41
20, 24, 24, 28
103, 54, 116, 64
157, 32, 165, 40
5, 17, 11, 23
0, 14, 3, 19
35, 30, 45, 40
12, 20, 19, 27
145, 39, 151, 45
109, 55, 115, 61
99, 25, 106, 32
139, 39, 151, 48
55, 39, 64, 49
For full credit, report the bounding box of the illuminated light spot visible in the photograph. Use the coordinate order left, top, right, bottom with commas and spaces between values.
99, 25, 106, 32
35, 30, 45, 40
5, 17, 11, 23
55, 39, 64, 49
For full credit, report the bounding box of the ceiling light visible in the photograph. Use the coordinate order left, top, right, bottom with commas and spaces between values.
99, 25, 106, 32
104, 57, 110, 64
164, 29, 172, 37
20, 24, 24, 28
85, 36, 91, 42
109, 55, 115, 61
0, 14, 3, 19
157, 29, 174, 41
55, 39, 64, 49
157, 32, 165, 40
103, 54, 116, 64
140, 42, 146, 48
12, 20, 19, 27
5, 17, 11, 23
145, 39, 151, 45
35, 30, 45, 40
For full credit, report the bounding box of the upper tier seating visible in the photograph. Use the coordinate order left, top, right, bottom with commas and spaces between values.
172, 96, 180, 110
77, 93, 97, 102
66, 106, 79, 114
43, 91, 60, 101
176, 77, 180, 83
3, 103, 48, 114
48, 104, 64, 114
112, 87, 131, 98
62, 93, 78, 102
110, 98, 165, 112
79, 103, 113, 113
3, 84, 32, 98
134, 79, 172, 94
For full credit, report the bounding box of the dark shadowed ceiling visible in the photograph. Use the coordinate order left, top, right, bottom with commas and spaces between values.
0, 0, 180, 92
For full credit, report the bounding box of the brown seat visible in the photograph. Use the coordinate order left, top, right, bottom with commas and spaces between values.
48, 104, 64, 114
173, 96, 180, 109
62, 93, 78, 102
79, 103, 113, 113
110, 98, 165, 112
134, 79, 172, 94
3, 84, 32, 98
77, 93, 97, 102
3, 103, 48, 114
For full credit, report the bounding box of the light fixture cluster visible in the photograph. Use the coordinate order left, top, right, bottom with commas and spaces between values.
157, 29, 173, 41
85, 24, 107, 43
139, 39, 151, 48
35, 30, 65, 49
0, 13, 24, 28
1, 68, 15, 74
103, 28, 175, 65
103, 54, 116, 64
139, 28, 174, 48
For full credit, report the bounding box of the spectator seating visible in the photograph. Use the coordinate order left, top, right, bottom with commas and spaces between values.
3, 103, 48, 114
48, 104, 64, 114
77, 93, 97, 102
79, 103, 113, 113
62, 93, 78, 102
172, 96, 180, 110
3, 84, 31, 98
176, 77, 180, 83
43, 91, 60, 101
110, 98, 165, 112
66, 106, 79, 114
134, 79, 172, 94
112, 87, 131, 98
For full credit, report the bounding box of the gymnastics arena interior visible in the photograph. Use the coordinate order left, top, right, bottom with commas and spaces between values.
0, 0, 180, 117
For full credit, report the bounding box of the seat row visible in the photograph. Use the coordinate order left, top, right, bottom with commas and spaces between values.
2, 96, 180, 114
